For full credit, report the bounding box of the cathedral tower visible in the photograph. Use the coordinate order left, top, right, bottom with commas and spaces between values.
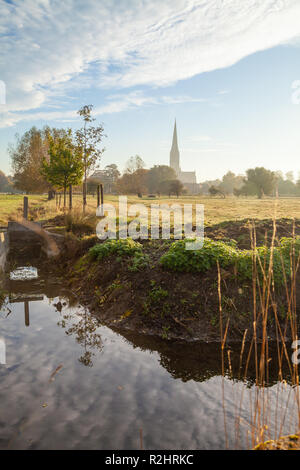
169, 120, 181, 176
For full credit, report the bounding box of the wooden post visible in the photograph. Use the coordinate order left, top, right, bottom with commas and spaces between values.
23, 196, 28, 220
97, 185, 100, 208
24, 301, 29, 327
69, 185, 72, 210
97, 184, 104, 216
100, 184, 104, 208
98, 184, 104, 216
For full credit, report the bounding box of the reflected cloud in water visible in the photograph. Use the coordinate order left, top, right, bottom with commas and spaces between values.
0, 276, 298, 450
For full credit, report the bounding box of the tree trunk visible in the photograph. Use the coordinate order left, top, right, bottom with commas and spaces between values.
82, 125, 87, 213
48, 190, 55, 200
69, 185, 72, 211
259, 187, 265, 199
83, 169, 87, 213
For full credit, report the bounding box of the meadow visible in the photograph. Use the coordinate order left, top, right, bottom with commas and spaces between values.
1, 193, 300, 226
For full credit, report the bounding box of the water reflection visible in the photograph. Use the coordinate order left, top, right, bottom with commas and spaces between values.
0, 270, 298, 450
56, 307, 103, 367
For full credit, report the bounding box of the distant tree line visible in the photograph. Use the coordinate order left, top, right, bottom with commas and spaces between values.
204, 168, 300, 199
5, 116, 300, 202
115, 155, 184, 197
6, 122, 185, 201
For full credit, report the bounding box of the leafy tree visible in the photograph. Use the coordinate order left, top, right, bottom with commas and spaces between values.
198, 179, 222, 195
240, 167, 276, 198
209, 185, 225, 198
9, 126, 66, 194
296, 178, 300, 195
104, 164, 120, 181
116, 168, 148, 196
42, 131, 83, 207
75, 105, 105, 211
274, 171, 298, 196
234, 180, 257, 197
219, 171, 244, 195
87, 164, 121, 194
169, 179, 184, 198
0, 171, 13, 193
147, 165, 176, 194
9, 127, 48, 193
157, 179, 172, 195
285, 171, 294, 182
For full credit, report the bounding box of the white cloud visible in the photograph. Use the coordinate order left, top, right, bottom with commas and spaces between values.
0, 91, 207, 128
1, 0, 300, 127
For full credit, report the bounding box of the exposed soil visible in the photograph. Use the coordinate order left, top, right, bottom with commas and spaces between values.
205, 217, 300, 249
49, 217, 300, 342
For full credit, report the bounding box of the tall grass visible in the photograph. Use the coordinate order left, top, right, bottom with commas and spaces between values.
219, 218, 300, 449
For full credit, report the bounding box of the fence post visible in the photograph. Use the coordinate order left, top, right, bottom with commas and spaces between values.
97, 185, 100, 208
23, 196, 28, 220
100, 184, 104, 208
24, 301, 30, 327
97, 184, 104, 216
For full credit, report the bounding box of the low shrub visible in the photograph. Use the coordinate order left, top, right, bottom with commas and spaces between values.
160, 237, 300, 284
89, 238, 143, 261
160, 238, 238, 273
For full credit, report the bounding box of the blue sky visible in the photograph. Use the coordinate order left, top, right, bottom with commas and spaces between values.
1, 0, 300, 182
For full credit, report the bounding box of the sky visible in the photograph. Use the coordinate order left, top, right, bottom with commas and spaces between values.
1, 0, 300, 182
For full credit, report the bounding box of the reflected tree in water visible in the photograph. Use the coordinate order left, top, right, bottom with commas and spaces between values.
56, 302, 103, 367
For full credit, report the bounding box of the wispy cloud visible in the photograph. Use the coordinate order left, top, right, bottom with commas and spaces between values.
0, 91, 208, 128
1, 0, 300, 127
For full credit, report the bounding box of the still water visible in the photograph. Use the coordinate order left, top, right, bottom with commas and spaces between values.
0, 269, 299, 450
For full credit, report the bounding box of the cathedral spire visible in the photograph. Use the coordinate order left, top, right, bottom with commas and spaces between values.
172, 119, 178, 149
170, 119, 180, 176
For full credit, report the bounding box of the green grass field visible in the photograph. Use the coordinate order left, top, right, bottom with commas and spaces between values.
1, 193, 300, 226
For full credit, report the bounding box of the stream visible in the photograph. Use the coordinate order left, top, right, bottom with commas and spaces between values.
0, 265, 299, 450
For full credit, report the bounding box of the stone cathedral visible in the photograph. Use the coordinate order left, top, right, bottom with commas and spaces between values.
169, 120, 198, 193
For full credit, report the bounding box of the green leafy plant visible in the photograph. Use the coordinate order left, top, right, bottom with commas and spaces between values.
128, 252, 150, 272
160, 236, 300, 285
143, 283, 169, 315
161, 325, 170, 340
89, 238, 143, 261
148, 286, 168, 303
160, 238, 238, 273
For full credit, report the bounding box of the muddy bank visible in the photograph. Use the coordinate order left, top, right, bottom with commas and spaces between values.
49, 218, 300, 343
205, 217, 300, 249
